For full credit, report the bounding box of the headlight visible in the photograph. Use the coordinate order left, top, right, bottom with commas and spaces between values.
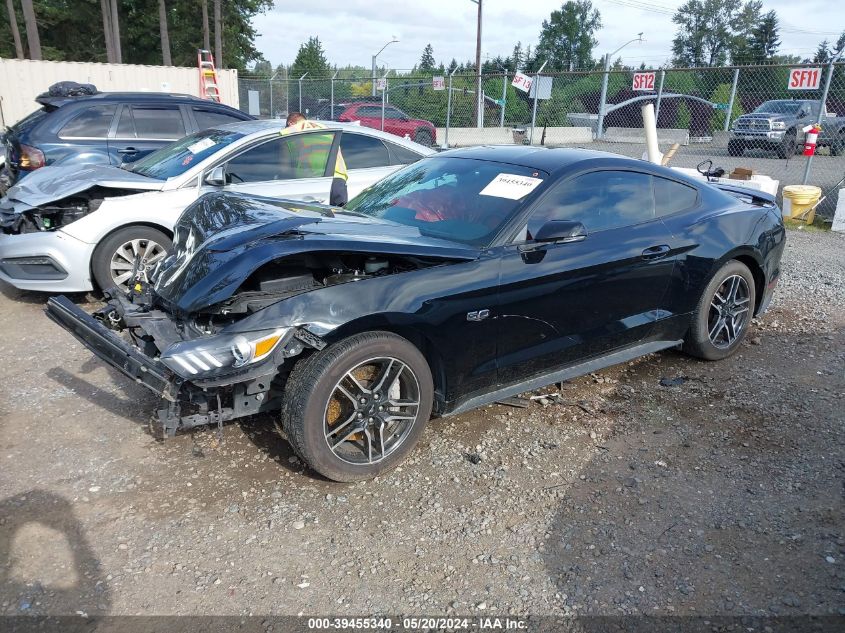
771, 121, 786, 130
160, 328, 291, 378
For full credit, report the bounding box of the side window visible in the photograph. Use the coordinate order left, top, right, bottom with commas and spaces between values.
131, 106, 186, 139
387, 142, 424, 165
339, 133, 390, 169
193, 107, 244, 130
529, 170, 655, 235
224, 132, 335, 183
385, 107, 405, 120
58, 105, 116, 138
653, 176, 698, 216
357, 106, 382, 118
115, 106, 136, 138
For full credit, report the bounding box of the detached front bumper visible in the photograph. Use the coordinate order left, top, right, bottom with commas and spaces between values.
46, 295, 181, 400
0, 230, 95, 292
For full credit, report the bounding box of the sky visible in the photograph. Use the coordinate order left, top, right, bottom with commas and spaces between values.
251, 0, 843, 72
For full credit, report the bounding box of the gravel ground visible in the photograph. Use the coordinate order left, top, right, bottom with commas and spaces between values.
0, 228, 843, 620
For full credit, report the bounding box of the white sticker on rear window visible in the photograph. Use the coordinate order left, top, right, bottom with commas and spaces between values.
187, 138, 216, 154
479, 173, 543, 200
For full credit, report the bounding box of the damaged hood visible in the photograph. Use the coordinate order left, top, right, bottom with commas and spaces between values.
154, 191, 479, 314
0, 163, 163, 212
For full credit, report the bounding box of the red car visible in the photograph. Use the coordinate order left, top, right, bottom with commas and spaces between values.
336, 102, 436, 146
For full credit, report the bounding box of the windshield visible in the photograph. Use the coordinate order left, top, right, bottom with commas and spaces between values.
10, 107, 51, 133
345, 156, 547, 246
129, 128, 244, 180
754, 101, 802, 115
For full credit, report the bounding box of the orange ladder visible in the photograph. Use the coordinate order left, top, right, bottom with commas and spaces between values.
198, 49, 221, 102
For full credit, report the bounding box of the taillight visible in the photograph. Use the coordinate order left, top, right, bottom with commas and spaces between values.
19, 144, 46, 170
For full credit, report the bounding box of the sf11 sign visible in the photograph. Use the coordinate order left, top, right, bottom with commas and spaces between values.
788, 68, 821, 90
511, 72, 533, 93
432, 76, 445, 91
632, 72, 656, 91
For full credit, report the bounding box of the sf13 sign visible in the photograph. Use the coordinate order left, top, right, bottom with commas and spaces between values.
788, 68, 821, 90
511, 72, 533, 93
632, 72, 656, 91
432, 76, 445, 91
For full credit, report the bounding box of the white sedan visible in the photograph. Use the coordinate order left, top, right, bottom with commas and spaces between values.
0, 121, 434, 292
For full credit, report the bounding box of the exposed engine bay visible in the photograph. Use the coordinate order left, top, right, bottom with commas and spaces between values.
0, 187, 143, 234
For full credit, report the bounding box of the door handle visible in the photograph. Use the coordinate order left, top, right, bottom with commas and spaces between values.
641, 245, 671, 260
117, 146, 138, 154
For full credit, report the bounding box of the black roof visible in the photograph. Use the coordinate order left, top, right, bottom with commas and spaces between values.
440, 145, 639, 174
39, 91, 232, 108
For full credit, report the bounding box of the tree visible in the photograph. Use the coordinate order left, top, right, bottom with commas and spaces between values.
20, 0, 41, 59
447, 58, 458, 74
100, 0, 114, 62
748, 10, 780, 63
201, 0, 210, 50
291, 36, 330, 79
671, 0, 747, 67
836, 31, 845, 55
419, 43, 435, 72
729, 0, 761, 64
509, 42, 523, 71
213, 0, 222, 67
535, 1, 601, 71
158, 0, 171, 65
110, 0, 121, 63
814, 40, 830, 64
5, 0, 23, 58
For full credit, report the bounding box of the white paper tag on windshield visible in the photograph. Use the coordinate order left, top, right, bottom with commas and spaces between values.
479, 173, 543, 200
187, 138, 216, 154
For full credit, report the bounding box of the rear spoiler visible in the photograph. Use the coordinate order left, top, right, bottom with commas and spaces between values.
711, 182, 777, 206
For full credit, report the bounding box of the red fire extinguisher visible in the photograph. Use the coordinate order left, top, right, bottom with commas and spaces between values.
803, 124, 822, 156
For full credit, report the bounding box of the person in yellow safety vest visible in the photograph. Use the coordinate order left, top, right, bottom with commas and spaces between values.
282, 112, 348, 206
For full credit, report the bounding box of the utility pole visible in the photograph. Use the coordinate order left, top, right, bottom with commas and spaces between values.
470, 0, 483, 128
6, 0, 24, 59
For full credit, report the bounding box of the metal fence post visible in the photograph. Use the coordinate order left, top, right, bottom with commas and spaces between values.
802, 58, 839, 185
529, 61, 548, 146
298, 72, 308, 113
596, 54, 610, 139
655, 70, 665, 122
331, 70, 338, 120
724, 68, 740, 132
268, 77, 273, 119
500, 70, 507, 128
444, 68, 457, 149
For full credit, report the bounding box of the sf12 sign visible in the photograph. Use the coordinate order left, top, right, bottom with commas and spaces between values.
432, 76, 445, 91
632, 72, 656, 91
788, 68, 821, 90
511, 72, 533, 93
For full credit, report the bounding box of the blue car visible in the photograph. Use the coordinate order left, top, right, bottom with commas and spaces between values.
2, 90, 252, 191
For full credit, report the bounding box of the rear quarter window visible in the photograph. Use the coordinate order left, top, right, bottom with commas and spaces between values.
193, 107, 246, 130
653, 176, 699, 216
58, 104, 116, 138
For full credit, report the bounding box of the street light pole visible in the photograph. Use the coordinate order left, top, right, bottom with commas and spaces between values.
371, 37, 399, 97
470, 0, 483, 128
298, 71, 308, 113
596, 33, 644, 139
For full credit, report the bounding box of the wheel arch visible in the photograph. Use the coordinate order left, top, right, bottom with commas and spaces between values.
315, 315, 449, 414
712, 248, 766, 316
89, 222, 174, 288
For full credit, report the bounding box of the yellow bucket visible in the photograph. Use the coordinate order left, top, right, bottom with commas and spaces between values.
782, 185, 822, 224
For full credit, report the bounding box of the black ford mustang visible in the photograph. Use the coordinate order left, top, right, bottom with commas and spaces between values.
48, 147, 786, 482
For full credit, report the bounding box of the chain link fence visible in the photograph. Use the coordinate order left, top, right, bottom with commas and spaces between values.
239, 63, 845, 219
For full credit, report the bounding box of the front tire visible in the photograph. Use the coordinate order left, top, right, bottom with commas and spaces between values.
727, 139, 744, 157
683, 260, 756, 361
92, 226, 171, 292
281, 331, 434, 482
775, 130, 796, 159
414, 128, 434, 147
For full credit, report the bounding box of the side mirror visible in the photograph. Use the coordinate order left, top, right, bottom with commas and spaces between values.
204, 165, 226, 187
533, 220, 587, 244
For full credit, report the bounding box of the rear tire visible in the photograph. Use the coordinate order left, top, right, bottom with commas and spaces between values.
727, 139, 744, 157
683, 260, 756, 361
92, 226, 171, 293
281, 331, 434, 482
